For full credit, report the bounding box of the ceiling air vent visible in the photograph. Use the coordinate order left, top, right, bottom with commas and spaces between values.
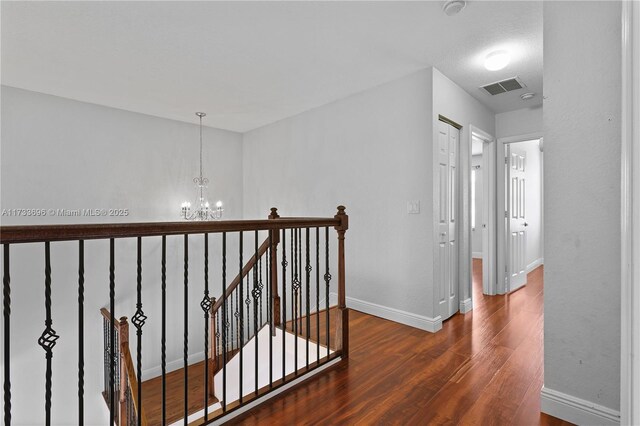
480, 76, 526, 96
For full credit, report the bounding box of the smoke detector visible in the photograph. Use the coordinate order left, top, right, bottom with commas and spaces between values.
521, 92, 536, 100
443, 1, 466, 16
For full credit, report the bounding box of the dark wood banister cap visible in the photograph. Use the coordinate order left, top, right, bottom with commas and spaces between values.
335, 205, 348, 231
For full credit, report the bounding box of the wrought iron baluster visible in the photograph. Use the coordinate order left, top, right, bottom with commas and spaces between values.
78, 240, 84, 425
253, 230, 259, 395
39, 242, 59, 426
161, 235, 167, 425
216, 309, 221, 371
281, 229, 287, 381
268, 230, 273, 388
222, 232, 228, 412
235, 286, 239, 350
109, 239, 116, 425
238, 231, 244, 404
3, 244, 10, 426
293, 228, 299, 374
259, 251, 263, 325
245, 274, 250, 341
299, 228, 303, 336
305, 228, 311, 368
316, 227, 320, 363
132, 237, 146, 426
325, 227, 331, 358
183, 234, 189, 425
200, 233, 212, 420
230, 287, 234, 352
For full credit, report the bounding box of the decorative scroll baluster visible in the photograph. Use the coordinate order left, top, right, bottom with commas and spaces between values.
109, 239, 116, 426
183, 234, 189, 425
325, 227, 331, 358
235, 288, 239, 350
161, 235, 167, 425
3, 244, 10, 426
216, 310, 221, 371
78, 240, 84, 425
39, 242, 59, 426
132, 237, 146, 426
200, 233, 213, 420
292, 229, 299, 373
281, 229, 287, 381
259, 255, 263, 325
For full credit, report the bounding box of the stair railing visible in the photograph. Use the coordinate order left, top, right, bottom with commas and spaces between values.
0, 206, 348, 425
100, 309, 148, 426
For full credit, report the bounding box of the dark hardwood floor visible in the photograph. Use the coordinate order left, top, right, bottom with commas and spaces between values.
230, 260, 573, 425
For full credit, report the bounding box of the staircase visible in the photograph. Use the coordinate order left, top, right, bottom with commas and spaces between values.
0, 206, 349, 425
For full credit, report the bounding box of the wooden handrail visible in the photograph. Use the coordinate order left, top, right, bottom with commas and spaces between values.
0, 217, 340, 244
121, 345, 149, 426
211, 237, 271, 314
100, 307, 120, 327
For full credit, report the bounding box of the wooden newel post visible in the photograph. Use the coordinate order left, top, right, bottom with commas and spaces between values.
334, 205, 349, 357
269, 207, 281, 330
119, 316, 129, 426
209, 298, 216, 397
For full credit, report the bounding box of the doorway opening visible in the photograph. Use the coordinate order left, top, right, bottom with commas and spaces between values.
497, 135, 544, 293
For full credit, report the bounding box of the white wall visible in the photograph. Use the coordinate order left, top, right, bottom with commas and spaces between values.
243, 69, 436, 322
0, 86, 244, 424
542, 1, 622, 423
431, 68, 495, 308
496, 106, 543, 139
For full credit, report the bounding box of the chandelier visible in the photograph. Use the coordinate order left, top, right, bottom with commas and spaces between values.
180, 112, 223, 220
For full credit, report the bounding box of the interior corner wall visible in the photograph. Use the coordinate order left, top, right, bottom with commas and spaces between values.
0, 86, 244, 425
431, 67, 495, 311
495, 106, 543, 139
542, 1, 622, 422
243, 69, 437, 323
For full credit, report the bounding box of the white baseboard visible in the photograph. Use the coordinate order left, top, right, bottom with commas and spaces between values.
332, 292, 442, 333
472, 252, 483, 259
540, 386, 620, 425
459, 298, 473, 314
527, 257, 544, 273
143, 351, 205, 381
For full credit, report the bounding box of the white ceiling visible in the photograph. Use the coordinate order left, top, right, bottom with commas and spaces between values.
1, 1, 542, 133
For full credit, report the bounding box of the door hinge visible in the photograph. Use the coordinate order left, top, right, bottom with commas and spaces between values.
505, 157, 508, 164
505, 211, 508, 218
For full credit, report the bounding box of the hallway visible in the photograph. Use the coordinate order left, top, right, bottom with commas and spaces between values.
232, 261, 570, 425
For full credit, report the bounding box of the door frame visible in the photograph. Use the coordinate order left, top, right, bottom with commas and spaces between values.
621, 1, 639, 424
469, 125, 497, 297
496, 132, 544, 294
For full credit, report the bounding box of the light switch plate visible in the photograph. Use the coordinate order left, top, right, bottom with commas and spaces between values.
407, 200, 420, 214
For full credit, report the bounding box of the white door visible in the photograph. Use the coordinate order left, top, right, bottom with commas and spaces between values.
436, 120, 459, 320
507, 145, 527, 291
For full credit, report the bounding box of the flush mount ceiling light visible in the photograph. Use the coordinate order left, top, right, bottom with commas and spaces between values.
521, 92, 536, 100
442, 0, 466, 16
484, 50, 510, 71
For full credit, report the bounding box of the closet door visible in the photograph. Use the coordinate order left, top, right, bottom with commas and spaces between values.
436, 120, 459, 320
